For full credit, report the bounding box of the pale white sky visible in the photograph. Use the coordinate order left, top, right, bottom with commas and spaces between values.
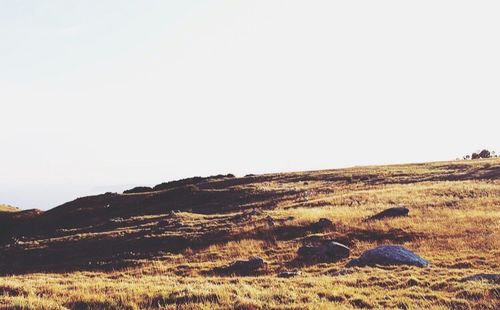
1, 1, 499, 210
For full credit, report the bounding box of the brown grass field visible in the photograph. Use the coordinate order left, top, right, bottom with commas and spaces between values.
0, 159, 499, 309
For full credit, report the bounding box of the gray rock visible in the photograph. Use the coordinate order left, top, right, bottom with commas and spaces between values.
461, 273, 500, 284
278, 270, 301, 278
298, 241, 350, 262
347, 245, 428, 267
367, 207, 409, 221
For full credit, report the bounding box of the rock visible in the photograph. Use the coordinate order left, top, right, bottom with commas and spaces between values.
347, 245, 428, 267
311, 218, 334, 231
367, 207, 409, 221
278, 270, 301, 278
298, 241, 350, 262
172, 219, 184, 228
168, 211, 176, 217
265, 216, 275, 226
461, 273, 500, 284
109, 217, 125, 223
328, 268, 353, 276
232, 209, 262, 223
214, 256, 265, 275
324, 242, 350, 258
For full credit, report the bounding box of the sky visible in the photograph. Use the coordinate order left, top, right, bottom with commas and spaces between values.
1, 1, 499, 210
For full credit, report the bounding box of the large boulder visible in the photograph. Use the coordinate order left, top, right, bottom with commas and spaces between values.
461, 273, 500, 284
367, 207, 409, 221
298, 241, 350, 262
347, 245, 428, 267
213, 256, 265, 275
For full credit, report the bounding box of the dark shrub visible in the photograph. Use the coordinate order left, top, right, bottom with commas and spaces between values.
465, 149, 494, 160
153, 174, 235, 191
123, 186, 153, 194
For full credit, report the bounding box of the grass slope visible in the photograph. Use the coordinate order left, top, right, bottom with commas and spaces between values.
0, 159, 499, 309
0, 204, 18, 212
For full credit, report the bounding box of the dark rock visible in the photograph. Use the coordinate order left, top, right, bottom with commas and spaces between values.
172, 220, 184, 228
324, 242, 350, 259
232, 209, 262, 223
328, 268, 353, 276
347, 245, 428, 267
265, 216, 275, 226
167, 210, 178, 217
311, 218, 334, 231
214, 256, 265, 275
298, 241, 350, 262
367, 207, 409, 221
461, 273, 500, 284
297, 245, 318, 258
278, 270, 301, 278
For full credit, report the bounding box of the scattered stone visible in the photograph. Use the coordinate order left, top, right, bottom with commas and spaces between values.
461, 273, 500, 284
298, 241, 350, 262
172, 219, 184, 228
248, 209, 262, 216
278, 270, 301, 278
347, 245, 428, 267
232, 209, 262, 223
367, 207, 409, 221
265, 216, 275, 227
109, 217, 125, 223
328, 268, 353, 276
310, 218, 334, 231
214, 256, 266, 275
167, 210, 178, 217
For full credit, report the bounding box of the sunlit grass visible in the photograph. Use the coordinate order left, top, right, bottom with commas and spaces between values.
1, 159, 499, 309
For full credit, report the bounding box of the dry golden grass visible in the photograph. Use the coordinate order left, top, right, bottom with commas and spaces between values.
1, 159, 499, 309
0, 204, 18, 212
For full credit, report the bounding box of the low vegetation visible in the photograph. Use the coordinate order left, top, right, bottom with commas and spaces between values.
0, 204, 18, 212
462, 149, 497, 160
0, 159, 499, 309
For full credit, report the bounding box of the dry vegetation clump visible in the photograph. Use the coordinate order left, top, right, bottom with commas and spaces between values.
0, 159, 499, 309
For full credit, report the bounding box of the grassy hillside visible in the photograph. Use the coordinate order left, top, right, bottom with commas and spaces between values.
0, 204, 18, 212
0, 159, 498, 309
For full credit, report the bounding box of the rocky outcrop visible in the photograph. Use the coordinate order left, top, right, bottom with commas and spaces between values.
347, 245, 428, 267
298, 241, 350, 262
